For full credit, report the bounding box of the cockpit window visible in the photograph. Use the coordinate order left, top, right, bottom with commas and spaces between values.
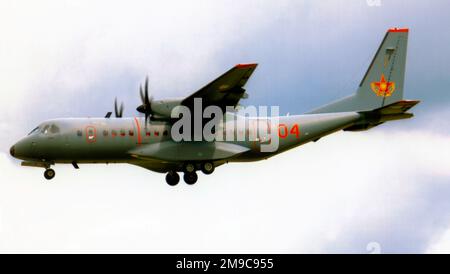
49, 124, 60, 134
41, 124, 60, 135
28, 127, 40, 135
41, 125, 50, 134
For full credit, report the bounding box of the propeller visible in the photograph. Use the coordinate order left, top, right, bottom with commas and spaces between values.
136, 76, 154, 128
114, 97, 124, 118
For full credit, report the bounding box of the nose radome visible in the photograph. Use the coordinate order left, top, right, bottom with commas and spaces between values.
10, 145, 15, 157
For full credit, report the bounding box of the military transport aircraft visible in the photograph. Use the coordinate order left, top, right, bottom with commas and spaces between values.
10, 28, 419, 186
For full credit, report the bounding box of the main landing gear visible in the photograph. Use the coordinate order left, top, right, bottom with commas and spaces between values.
44, 168, 56, 180
165, 171, 180, 186
183, 172, 198, 185
165, 162, 215, 186
201, 162, 215, 175
165, 170, 197, 186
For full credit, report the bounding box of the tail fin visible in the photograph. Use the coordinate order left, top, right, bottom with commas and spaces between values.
309, 28, 410, 114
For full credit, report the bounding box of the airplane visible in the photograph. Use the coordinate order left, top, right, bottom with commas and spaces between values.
10, 28, 419, 186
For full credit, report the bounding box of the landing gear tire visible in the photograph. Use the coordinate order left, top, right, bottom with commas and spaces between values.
165, 171, 180, 186
44, 168, 55, 180
201, 162, 215, 175
183, 172, 198, 185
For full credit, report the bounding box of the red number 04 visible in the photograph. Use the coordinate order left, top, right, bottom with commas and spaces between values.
278, 124, 300, 139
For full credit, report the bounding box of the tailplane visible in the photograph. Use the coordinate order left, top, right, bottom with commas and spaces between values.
309, 28, 414, 114
343, 100, 420, 131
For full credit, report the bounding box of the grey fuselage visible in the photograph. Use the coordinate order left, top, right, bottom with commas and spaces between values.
11, 112, 362, 173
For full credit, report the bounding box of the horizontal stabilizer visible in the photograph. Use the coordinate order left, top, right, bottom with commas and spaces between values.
344, 100, 420, 131
366, 100, 420, 115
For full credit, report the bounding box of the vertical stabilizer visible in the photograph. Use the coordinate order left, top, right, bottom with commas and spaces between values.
309, 28, 409, 114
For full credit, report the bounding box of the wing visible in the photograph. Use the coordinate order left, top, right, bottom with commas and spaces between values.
181, 63, 257, 110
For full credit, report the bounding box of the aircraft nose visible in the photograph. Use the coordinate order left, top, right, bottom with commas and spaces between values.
10, 138, 34, 160
10, 145, 15, 157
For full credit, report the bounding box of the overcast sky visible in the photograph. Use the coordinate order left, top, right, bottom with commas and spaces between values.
1, 0, 449, 253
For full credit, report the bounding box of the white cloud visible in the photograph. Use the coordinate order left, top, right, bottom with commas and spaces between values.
0, 0, 285, 110
0, 0, 297, 147
0, 0, 380, 118
427, 228, 450, 254
1, 129, 449, 253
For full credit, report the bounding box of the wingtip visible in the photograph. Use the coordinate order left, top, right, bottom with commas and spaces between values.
388, 27, 409, 33
235, 63, 258, 69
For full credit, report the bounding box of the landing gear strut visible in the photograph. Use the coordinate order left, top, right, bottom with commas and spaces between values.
44, 168, 55, 180
183, 172, 198, 185
165, 171, 180, 186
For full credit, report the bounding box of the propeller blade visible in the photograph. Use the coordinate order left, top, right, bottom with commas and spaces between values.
119, 102, 124, 117
136, 76, 154, 126
144, 76, 149, 105
114, 97, 124, 118
114, 97, 119, 117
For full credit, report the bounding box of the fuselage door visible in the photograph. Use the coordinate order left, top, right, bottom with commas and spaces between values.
85, 126, 97, 143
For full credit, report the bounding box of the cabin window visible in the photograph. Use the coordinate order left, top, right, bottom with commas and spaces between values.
154, 131, 159, 136
103, 130, 108, 137
146, 131, 151, 137
163, 130, 168, 136
129, 130, 134, 136
111, 130, 117, 137
120, 129, 126, 137
77, 130, 83, 137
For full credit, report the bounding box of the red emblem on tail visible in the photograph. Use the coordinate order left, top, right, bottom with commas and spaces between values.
371, 74, 396, 97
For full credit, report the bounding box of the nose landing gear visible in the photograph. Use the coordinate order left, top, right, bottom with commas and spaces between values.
44, 168, 56, 180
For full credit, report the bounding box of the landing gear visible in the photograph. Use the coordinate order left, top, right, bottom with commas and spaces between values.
165, 171, 180, 186
182, 162, 198, 185
183, 172, 198, 185
44, 168, 55, 180
201, 162, 215, 175
183, 163, 196, 173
